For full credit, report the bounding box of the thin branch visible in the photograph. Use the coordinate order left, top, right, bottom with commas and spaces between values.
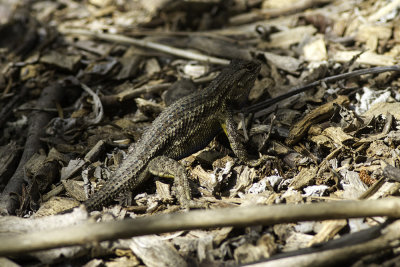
1, 198, 400, 256
241, 65, 400, 114
99, 83, 172, 107
229, 0, 334, 25
245, 220, 400, 266
59, 28, 230, 65
0, 82, 65, 215
115, 83, 172, 101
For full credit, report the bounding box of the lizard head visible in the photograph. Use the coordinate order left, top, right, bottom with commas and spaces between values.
227, 59, 261, 108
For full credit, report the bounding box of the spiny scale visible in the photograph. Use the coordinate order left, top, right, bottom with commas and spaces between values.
84, 60, 261, 211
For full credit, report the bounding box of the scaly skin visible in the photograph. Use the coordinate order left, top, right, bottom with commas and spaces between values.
84, 59, 261, 211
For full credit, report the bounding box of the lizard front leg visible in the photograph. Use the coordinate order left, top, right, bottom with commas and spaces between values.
148, 156, 191, 209
222, 109, 273, 167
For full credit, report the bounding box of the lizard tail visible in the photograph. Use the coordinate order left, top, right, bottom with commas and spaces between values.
83, 157, 148, 211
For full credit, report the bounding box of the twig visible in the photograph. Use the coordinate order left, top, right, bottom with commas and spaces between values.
1, 198, 400, 255
99, 83, 172, 107
241, 65, 400, 115
244, 220, 400, 266
0, 82, 65, 215
229, 0, 334, 25
59, 28, 230, 65
116, 83, 172, 101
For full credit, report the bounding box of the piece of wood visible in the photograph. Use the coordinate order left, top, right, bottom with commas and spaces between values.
286, 95, 350, 145
2, 198, 400, 256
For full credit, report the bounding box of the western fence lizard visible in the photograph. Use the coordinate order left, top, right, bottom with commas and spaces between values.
84, 59, 261, 211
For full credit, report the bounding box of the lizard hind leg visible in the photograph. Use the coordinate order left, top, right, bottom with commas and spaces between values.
148, 156, 191, 209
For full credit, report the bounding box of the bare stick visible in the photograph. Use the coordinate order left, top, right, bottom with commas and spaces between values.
1, 198, 400, 256
245, 220, 400, 266
242, 65, 400, 114
99, 83, 172, 107
0, 82, 65, 215
59, 28, 230, 65
230, 0, 334, 25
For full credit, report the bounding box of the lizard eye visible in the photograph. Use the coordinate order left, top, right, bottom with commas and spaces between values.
246, 61, 261, 72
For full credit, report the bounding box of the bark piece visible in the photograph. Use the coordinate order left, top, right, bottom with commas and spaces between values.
286, 95, 350, 145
